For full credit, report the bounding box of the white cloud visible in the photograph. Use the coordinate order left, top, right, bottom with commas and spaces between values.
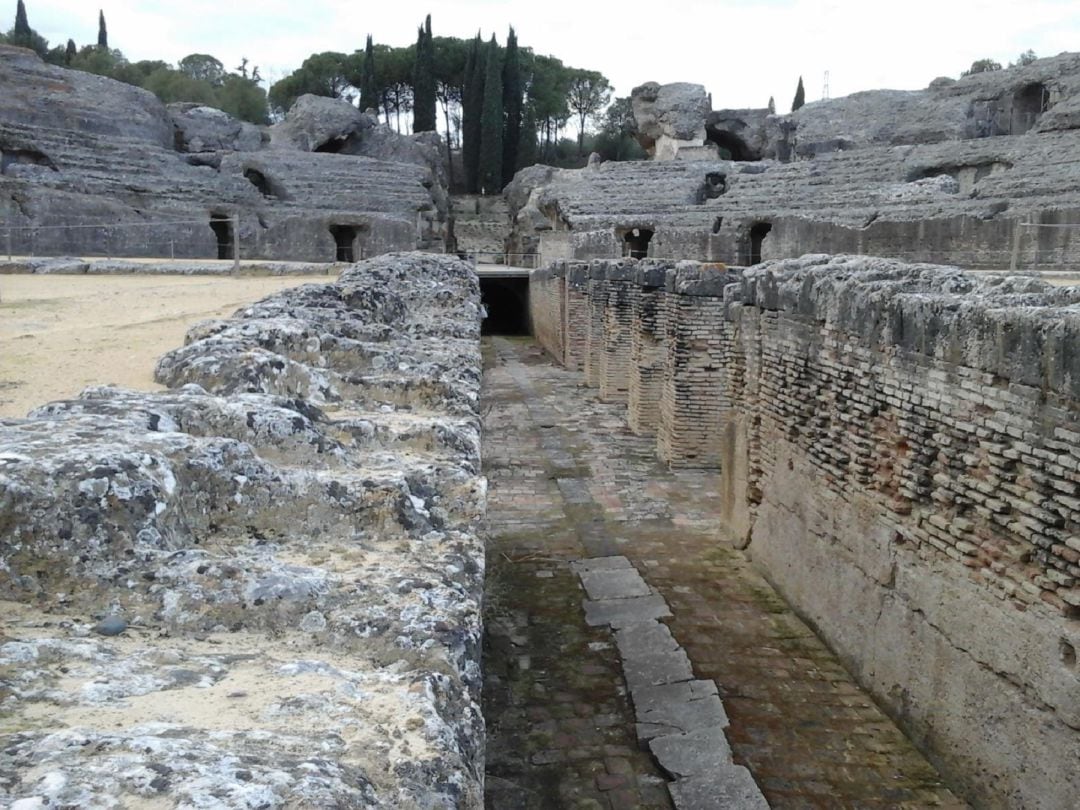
11, 0, 1080, 109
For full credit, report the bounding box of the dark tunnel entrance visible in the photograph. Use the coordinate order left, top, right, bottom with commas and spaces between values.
330, 224, 360, 262
744, 221, 772, 265
622, 228, 654, 260
209, 215, 234, 260
706, 129, 757, 161
480, 277, 530, 335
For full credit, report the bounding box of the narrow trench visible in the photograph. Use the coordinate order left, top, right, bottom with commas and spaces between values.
480, 334, 967, 810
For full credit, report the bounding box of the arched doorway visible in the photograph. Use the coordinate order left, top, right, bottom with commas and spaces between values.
622, 228, 654, 260
742, 222, 772, 266
706, 128, 757, 161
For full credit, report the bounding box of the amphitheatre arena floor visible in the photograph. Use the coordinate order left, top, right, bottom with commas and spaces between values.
0, 272, 335, 418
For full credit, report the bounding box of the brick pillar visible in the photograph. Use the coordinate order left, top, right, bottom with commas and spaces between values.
583, 262, 608, 388
563, 262, 590, 371
599, 262, 636, 404
657, 262, 739, 468
628, 261, 672, 436
528, 261, 566, 361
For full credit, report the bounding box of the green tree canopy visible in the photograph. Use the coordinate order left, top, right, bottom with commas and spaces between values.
962, 58, 1002, 76
478, 34, 503, 193
566, 68, 611, 155
412, 15, 436, 132
791, 75, 805, 111
178, 53, 226, 86
97, 10, 107, 49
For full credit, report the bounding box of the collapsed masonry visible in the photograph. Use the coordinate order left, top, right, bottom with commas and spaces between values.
507, 53, 1080, 273
530, 255, 1080, 810
0, 253, 486, 807
0, 46, 450, 260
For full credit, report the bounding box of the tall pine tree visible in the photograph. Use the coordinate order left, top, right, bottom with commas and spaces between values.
478, 34, 503, 193
517, 102, 538, 172
412, 15, 436, 132
97, 9, 108, 49
65, 38, 76, 64
360, 35, 378, 115
501, 27, 521, 187
791, 76, 805, 112
462, 33, 485, 194
14, 0, 30, 38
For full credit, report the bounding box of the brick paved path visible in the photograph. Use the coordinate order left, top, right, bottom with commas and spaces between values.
481, 336, 967, 810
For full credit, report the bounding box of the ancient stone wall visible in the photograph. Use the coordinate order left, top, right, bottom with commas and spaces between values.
599, 265, 635, 404
564, 263, 591, 372
0, 253, 487, 808
528, 263, 565, 362
528, 254, 1080, 809
583, 267, 608, 388
627, 264, 671, 437
656, 264, 739, 468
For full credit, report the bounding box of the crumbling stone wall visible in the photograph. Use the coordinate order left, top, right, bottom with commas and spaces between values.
656, 264, 739, 468
627, 264, 671, 437
0, 253, 487, 808
528, 263, 565, 362
599, 265, 635, 404
528, 254, 1080, 809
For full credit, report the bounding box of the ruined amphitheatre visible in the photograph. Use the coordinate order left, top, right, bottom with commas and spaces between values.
1, 22, 1080, 810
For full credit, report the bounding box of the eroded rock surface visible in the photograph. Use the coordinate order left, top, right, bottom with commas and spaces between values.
0, 253, 486, 808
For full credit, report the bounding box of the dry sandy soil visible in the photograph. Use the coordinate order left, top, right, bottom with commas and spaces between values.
0, 274, 335, 418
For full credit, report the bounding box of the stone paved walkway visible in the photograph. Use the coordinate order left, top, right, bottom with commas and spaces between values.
481, 336, 967, 810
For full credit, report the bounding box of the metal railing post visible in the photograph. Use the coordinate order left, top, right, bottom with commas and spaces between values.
232, 214, 240, 273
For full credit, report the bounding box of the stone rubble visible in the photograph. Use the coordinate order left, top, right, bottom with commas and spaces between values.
0, 252, 487, 808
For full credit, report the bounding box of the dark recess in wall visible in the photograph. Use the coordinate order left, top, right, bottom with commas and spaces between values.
480, 277, 530, 335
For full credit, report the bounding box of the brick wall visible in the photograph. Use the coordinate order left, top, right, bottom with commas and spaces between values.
627, 263, 671, 437
719, 256, 1080, 808
527, 253, 1080, 809
583, 265, 608, 388
656, 263, 740, 468
599, 264, 636, 403
528, 263, 565, 362
563, 263, 590, 372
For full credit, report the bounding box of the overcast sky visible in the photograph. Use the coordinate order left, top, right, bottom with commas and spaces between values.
13, 0, 1080, 110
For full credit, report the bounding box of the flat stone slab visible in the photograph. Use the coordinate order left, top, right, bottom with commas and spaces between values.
615, 620, 680, 658
583, 594, 672, 628
668, 767, 770, 810
649, 727, 733, 779
579, 567, 652, 600
571, 555, 633, 574
623, 648, 695, 692
633, 680, 729, 742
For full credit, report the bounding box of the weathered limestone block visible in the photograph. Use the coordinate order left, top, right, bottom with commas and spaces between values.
168, 102, 267, 153
632, 82, 713, 160
628, 262, 673, 437
0, 253, 487, 808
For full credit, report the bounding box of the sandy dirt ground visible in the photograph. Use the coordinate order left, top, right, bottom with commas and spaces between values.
0, 274, 335, 418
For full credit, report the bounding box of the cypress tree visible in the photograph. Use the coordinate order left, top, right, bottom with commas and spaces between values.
517, 102, 538, 171
65, 37, 75, 64
360, 35, 378, 115
462, 32, 484, 193
791, 76, 805, 112
97, 9, 108, 49
412, 15, 436, 132
14, 1, 30, 38
478, 34, 503, 193
501, 26, 521, 186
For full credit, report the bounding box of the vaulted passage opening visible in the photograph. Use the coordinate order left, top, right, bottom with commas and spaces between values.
329, 225, 361, 262
706, 128, 757, 161
1012, 83, 1049, 134
0, 146, 57, 174
480, 277, 529, 335
315, 136, 349, 154
209, 215, 234, 260
622, 228, 654, 260
243, 168, 280, 199
746, 222, 772, 265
